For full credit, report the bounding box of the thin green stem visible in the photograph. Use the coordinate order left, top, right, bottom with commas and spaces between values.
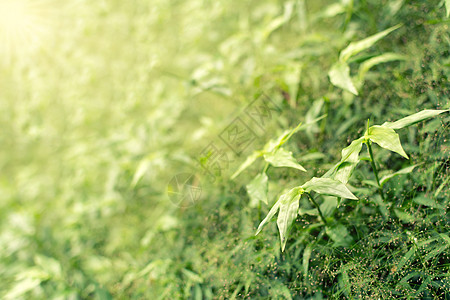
366, 141, 385, 201
319, 96, 330, 143
342, 0, 354, 32
306, 192, 328, 226
258, 162, 271, 220
410, 234, 427, 272
276, 121, 303, 151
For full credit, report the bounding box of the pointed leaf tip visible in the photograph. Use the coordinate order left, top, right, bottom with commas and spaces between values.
276, 187, 302, 251
264, 148, 307, 172
256, 200, 281, 236
368, 125, 409, 159
339, 24, 402, 62
302, 177, 358, 200
382, 109, 450, 130
328, 62, 358, 95
231, 151, 262, 179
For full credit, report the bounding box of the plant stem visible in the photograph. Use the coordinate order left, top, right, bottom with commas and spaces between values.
258, 163, 270, 220
319, 96, 330, 144
366, 141, 385, 201
306, 192, 328, 226
342, 0, 354, 32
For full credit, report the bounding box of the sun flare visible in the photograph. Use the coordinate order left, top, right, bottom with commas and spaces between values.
0, 0, 53, 63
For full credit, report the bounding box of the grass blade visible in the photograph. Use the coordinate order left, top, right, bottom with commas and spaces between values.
382, 109, 449, 129
339, 24, 402, 62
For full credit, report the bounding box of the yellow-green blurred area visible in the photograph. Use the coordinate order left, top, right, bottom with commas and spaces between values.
0, 0, 449, 298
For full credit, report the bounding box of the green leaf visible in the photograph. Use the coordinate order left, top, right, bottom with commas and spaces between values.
333, 137, 364, 184
424, 245, 449, 262
259, 2, 294, 41
267, 281, 293, 300
394, 209, 416, 223
362, 179, 379, 188
298, 207, 319, 216
358, 53, 407, 82
371, 195, 388, 221
385, 0, 404, 17
256, 187, 303, 251
299, 152, 326, 161
339, 268, 351, 296
305, 98, 324, 138
415, 277, 434, 298
246, 173, 268, 206
382, 109, 449, 130
315, 3, 345, 19
413, 195, 444, 209
339, 24, 402, 62
434, 176, 449, 198
302, 245, 312, 276
182, 269, 204, 283
256, 200, 281, 236
131, 158, 151, 187
4, 268, 49, 300
231, 151, 262, 179
302, 177, 358, 200
398, 272, 421, 289
380, 164, 420, 187
446, 0, 450, 17
4, 278, 42, 300
34, 255, 62, 278
262, 117, 326, 154
263, 121, 303, 153
264, 148, 307, 172
439, 233, 450, 246
233, 118, 326, 179
366, 125, 408, 159
320, 196, 338, 217
277, 187, 303, 251
263, 130, 291, 153
394, 246, 415, 274
328, 61, 358, 95
326, 224, 353, 247
416, 236, 439, 247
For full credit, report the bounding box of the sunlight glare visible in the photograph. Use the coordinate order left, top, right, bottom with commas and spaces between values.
0, 0, 53, 64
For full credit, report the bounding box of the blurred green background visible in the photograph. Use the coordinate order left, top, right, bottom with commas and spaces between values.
0, 0, 449, 299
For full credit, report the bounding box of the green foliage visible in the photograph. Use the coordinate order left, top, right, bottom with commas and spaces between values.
365, 125, 409, 159
250, 109, 447, 252
264, 148, 307, 172
339, 24, 402, 62
302, 177, 357, 200
380, 164, 420, 187
276, 188, 303, 252
382, 109, 449, 129
446, 0, 450, 17
246, 173, 269, 206
328, 24, 402, 95
231, 121, 307, 179
1, 0, 449, 299
329, 61, 359, 95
